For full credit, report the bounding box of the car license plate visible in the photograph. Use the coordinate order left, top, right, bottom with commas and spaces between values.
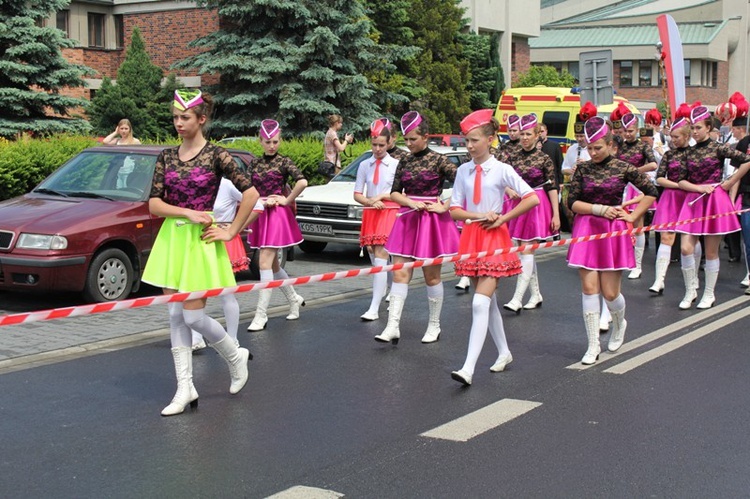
299, 222, 334, 235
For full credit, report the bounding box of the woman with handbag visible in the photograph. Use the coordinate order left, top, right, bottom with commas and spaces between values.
323, 114, 353, 177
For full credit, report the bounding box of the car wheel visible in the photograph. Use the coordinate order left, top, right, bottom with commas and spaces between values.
299, 240, 327, 253
83, 248, 134, 302
249, 247, 288, 281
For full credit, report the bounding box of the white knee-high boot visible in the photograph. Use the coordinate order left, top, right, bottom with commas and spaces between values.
211, 335, 250, 394
649, 257, 670, 294
374, 294, 404, 344
422, 295, 443, 343
523, 265, 543, 309
697, 259, 719, 309
606, 294, 627, 352
581, 293, 601, 365
628, 235, 645, 279
504, 255, 534, 313
248, 289, 273, 331
161, 346, 199, 416
362, 257, 388, 320
279, 285, 305, 320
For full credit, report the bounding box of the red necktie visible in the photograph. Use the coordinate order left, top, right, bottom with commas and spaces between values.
373, 158, 382, 185
473, 164, 483, 205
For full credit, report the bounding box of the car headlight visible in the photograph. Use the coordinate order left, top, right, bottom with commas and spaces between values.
16, 233, 68, 250
347, 205, 364, 220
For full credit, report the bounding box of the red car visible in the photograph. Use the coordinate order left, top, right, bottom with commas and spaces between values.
0, 145, 268, 302
427, 134, 466, 148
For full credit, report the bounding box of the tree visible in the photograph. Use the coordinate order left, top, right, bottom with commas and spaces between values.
514, 65, 576, 88
0, 0, 91, 138
460, 30, 504, 110
178, 0, 403, 137
403, 0, 471, 133
89, 27, 181, 140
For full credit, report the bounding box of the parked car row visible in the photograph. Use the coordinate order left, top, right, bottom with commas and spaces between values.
0, 146, 290, 302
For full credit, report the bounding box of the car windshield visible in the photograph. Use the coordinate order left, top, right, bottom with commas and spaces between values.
35, 151, 157, 201
332, 151, 373, 182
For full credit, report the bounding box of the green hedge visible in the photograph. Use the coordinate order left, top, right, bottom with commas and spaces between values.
219, 136, 370, 184
0, 135, 369, 202
0, 136, 98, 201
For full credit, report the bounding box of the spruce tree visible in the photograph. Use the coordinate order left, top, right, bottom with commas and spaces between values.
460, 30, 504, 110
178, 0, 400, 136
404, 0, 471, 133
0, 0, 91, 138
89, 27, 181, 139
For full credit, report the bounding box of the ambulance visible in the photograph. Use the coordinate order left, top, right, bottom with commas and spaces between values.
494, 86, 641, 152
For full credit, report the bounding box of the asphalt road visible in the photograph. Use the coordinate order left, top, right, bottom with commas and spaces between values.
1, 244, 750, 497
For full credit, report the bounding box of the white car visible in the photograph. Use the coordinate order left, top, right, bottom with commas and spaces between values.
295, 146, 468, 253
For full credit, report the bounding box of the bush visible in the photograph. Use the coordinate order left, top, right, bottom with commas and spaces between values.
0, 136, 97, 201
0, 134, 371, 202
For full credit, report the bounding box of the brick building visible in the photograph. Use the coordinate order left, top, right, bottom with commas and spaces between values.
48, 1, 540, 102
530, 0, 750, 111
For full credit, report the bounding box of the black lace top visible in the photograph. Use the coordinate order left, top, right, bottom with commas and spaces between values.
387, 146, 409, 162
568, 155, 658, 208
506, 147, 559, 192
495, 139, 522, 163
248, 154, 305, 197
391, 148, 456, 197
617, 139, 656, 168
656, 147, 689, 183
150, 143, 252, 211
681, 139, 750, 184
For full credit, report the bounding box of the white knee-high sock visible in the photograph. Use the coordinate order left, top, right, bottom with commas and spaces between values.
704, 258, 720, 273
460, 293, 492, 376
657, 242, 672, 260
222, 294, 240, 341
367, 258, 388, 314
426, 282, 443, 299
583, 293, 600, 314
390, 282, 408, 298
273, 268, 289, 280
681, 253, 695, 270
635, 234, 645, 250
183, 308, 227, 344
488, 294, 510, 355
605, 293, 626, 313
168, 302, 191, 348
519, 254, 534, 277
260, 269, 273, 282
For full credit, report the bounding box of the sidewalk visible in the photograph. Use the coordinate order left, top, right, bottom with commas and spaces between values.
0, 245, 569, 371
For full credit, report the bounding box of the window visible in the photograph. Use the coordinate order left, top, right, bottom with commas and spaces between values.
542, 111, 569, 137
511, 42, 516, 71
619, 61, 633, 86
684, 60, 691, 86
567, 61, 579, 82
56, 10, 69, 37
114, 15, 124, 49
710, 61, 718, 88
639, 60, 652, 86
550, 62, 563, 73
88, 13, 105, 48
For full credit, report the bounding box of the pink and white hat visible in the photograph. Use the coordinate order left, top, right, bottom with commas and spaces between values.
690, 105, 711, 123
173, 89, 204, 112
671, 117, 690, 130
401, 111, 423, 135
460, 109, 494, 135
621, 113, 638, 129
507, 114, 521, 130
584, 117, 609, 144
519, 114, 538, 131
370, 118, 391, 137
260, 119, 280, 140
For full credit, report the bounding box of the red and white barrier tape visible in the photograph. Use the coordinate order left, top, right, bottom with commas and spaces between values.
2, 207, 748, 327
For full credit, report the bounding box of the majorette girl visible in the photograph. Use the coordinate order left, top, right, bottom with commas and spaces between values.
674, 105, 750, 310
501, 113, 560, 313
142, 89, 259, 416
495, 114, 522, 163
649, 117, 691, 295
376, 111, 460, 345
567, 117, 657, 365
449, 109, 539, 386
616, 112, 658, 280
246, 119, 309, 331
354, 118, 400, 321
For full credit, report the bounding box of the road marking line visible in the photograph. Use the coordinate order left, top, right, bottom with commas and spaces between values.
420, 398, 542, 442
566, 295, 749, 371
603, 306, 750, 374
266, 486, 344, 498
